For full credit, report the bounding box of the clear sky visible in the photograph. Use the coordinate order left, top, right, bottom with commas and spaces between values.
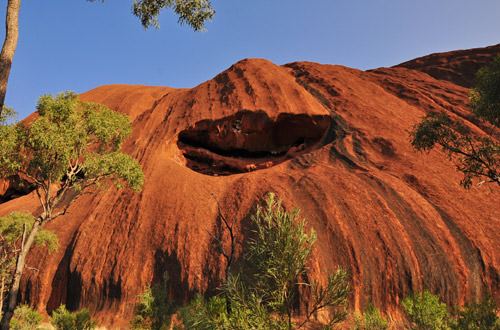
1, 0, 500, 120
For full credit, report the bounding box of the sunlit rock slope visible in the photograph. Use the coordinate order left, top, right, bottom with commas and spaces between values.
1, 45, 500, 327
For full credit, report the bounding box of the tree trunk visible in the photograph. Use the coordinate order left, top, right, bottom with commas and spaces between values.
0, 276, 4, 317
0, 220, 40, 330
0, 0, 21, 116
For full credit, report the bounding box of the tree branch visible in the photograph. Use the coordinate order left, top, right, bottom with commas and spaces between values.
209, 193, 236, 282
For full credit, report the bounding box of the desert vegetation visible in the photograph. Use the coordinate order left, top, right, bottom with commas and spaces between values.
128, 194, 500, 330
8, 303, 97, 330
0, 13, 499, 328
0, 92, 144, 328
132, 193, 350, 330
402, 290, 500, 330
411, 55, 500, 188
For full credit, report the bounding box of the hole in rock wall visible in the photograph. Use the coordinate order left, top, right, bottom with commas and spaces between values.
177, 110, 333, 176
0, 176, 36, 204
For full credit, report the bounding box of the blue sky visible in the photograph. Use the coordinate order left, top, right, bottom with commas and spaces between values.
2, 0, 500, 120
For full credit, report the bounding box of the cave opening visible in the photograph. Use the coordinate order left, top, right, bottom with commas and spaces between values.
177, 110, 333, 176
0, 176, 36, 204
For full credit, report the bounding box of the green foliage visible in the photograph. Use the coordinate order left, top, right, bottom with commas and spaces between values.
410, 55, 500, 188
179, 291, 281, 330
0, 91, 143, 327
353, 302, 389, 330
0, 211, 58, 290
470, 55, 500, 128
179, 295, 232, 330
0, 105, 16, 125
9, 304, 43, 330
0, 91, 143, 194
0, 212, 32, 246
450, 296, 500, 330
410, 111, 500, 188
306, 269, 350, 328
410, 111, 470, 152
0, 123, 20, 176
0, 213, 57, 327
402, 290, 450, 330
33, 228, 59, 253
0, 211, 58, 252
246, 193, 317, 319
178, 193, 349, 330
50, 305, 97, 330
131, 273, 176, 330
88, 0, 215, 31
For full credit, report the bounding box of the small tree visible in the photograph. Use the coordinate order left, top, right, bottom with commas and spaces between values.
0, 105, 15, 126
9, 304, 43, 330
50, 305, 97, 330
0, 91, 144, 329
244, 193, 349, 329
410, 55, 500, 188
469, 55, 500, 128
179, 193, 349, 329
402, 290, 450, 330
131, 272, 177, 330
354, 302, 389, 330
0, 212, 58, 315
9, 304, 44, 330
450, 296, 500, 330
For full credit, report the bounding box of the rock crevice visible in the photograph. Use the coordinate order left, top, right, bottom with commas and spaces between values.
177, 110, 332, 175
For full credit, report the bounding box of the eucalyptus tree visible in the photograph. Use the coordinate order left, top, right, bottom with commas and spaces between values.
0, 212, 57, 319
411, 55, 500, 188
0, 91, 144, 329
0, 0, 20, 116
0, 0, 215, 116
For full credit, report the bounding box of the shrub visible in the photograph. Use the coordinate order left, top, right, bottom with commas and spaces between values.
9, 304, 42, 330
402, 290, 450, 330
50, 304, 97, 330
450, 295, 500, 330
131, 272, 177, 330
178, 294, 232, 330
354, 302, 389, 330
178, 193, 349, 330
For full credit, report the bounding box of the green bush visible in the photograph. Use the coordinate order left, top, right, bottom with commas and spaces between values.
50, 305, 97, 330
130, 272, 177, 330
402, 290, 450, 330
178, 294, 232, 330
353, 302, 388, 330
10, 304, 43, 330
178, 193, 349, 330
450, 296, 500, 330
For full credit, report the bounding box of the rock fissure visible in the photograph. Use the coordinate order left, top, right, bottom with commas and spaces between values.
177, 110, 332, 175
0, 176, 35, 204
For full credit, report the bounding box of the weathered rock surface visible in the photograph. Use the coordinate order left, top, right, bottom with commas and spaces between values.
1, 46, 500, 327
395, 43, 500, 87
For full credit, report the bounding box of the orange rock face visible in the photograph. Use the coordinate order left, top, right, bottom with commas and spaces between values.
1, 47, 500, 327
396, 43, 500, 87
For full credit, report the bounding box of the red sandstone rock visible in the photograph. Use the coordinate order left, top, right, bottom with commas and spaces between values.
395, 43, 500, 87
1, 47, 500, 328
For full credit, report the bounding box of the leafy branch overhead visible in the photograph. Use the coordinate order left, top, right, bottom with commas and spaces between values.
410, 55, 500, 188
88, 0, 215, 31
0, 106, 15, 125
0, 0, 215, 117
